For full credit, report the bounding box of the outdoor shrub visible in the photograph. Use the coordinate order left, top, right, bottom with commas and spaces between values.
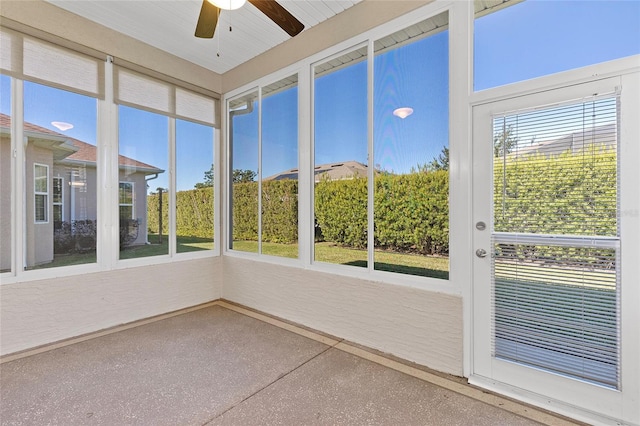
374, 170, 449, 255
120, 218, 139, 249
73, 220, 97, 252
148, 188, 215, 240
54, 221, 74, 254
53, 220, 98, 253
232, 182, 259, 241
315, 176, 368, 249
141, 147, 614, 261
494, 146, 616, 265
262, 180, 298, 243
176, 187, 214, 239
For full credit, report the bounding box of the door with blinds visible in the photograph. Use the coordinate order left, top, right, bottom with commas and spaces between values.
471, 77, 628, 415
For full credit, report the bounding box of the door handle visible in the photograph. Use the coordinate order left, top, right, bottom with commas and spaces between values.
475, 248, 487, 258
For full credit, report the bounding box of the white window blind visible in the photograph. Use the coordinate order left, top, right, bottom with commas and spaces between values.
0, 26, 104, 99
491, 95, 620, 389
114, 66, 218, 128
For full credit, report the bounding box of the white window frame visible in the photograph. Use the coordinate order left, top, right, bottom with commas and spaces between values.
119, 181, 135, 219
52, 176, 64, 222
223, 1, 458, 295
34, 163, 49, 224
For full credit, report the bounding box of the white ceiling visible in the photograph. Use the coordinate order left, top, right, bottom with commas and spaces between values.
46, 0, 363, 74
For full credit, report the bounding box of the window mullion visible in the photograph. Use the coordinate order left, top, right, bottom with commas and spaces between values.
168, 117, 176, 257
13, 78, 25, 275
257, 88, 263, 255
367, 39, 374, 272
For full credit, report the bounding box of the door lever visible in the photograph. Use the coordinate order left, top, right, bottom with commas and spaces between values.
475, 248, 487, 258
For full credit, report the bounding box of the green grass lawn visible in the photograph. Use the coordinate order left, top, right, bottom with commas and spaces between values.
35, 236, 449, 279
33, 235, 214, 268
28, 251, 97, 269
232, 240, 450, 279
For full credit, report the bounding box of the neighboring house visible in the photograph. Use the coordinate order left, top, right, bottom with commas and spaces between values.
0, 113, 163, 269
264, 160, 368, 182
511, 123, 616, 158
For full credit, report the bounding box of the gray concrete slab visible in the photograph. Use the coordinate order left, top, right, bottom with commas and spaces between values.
209, 348, 542, 426
0, 306, 329, 425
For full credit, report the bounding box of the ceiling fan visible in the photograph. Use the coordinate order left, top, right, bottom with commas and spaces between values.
195, 0, 305, 39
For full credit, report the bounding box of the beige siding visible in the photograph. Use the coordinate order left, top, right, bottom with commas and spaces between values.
119, 170, 154, 246
25, 144, 54, 267
52, 164, 99, 224
0, 136, 11, 271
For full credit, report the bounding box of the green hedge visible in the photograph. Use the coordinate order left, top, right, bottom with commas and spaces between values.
374, 171, 449, 255
147, 148, 615, 259
147, 187, 214, 239
494, 148, 616, 236
313, 171, 449, 255
493, 147, 616, 264
314, 176, 368, 249
262, 180, 298, 244
228, 180, 299, 243
230, 182, 258, 241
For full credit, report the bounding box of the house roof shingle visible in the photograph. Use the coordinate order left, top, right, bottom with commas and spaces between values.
0, 113, 162, 173
264, 160, 368, 182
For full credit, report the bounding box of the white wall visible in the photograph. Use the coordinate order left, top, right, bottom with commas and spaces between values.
223, 256, 463, 376
0, 257, 222, 355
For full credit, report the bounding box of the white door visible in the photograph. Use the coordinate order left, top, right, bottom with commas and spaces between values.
470, 75, 639, 422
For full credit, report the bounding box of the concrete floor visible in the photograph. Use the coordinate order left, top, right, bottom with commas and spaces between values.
0, 303, 576, 425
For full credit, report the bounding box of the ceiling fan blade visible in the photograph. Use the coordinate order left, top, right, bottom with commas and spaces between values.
249, 0, 305, 37
195, 0, 220, 38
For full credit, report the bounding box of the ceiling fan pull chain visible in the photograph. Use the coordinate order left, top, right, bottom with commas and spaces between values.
217, 12, 221, 57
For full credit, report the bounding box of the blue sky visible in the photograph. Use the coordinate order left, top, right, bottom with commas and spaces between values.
3, 0, 640, 191
474, 0, 640, 90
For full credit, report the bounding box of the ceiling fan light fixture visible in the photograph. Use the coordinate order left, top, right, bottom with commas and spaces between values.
393, 107, 414, 119
207, 0, 246, 10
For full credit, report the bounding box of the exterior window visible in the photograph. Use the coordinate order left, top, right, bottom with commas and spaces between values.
313, 47, 368, 268
261, 75, 299, 259
34, 164, 48, 223
119, 182, 134, 219
24, 81, 98, 269
176, 119, 214, 253
372, 12, 449, 280
118, 105, 167, 259
228, 75, 298, 258
53, 177, 63, 223
229, 90, 259, 253
474, 0, 640, 91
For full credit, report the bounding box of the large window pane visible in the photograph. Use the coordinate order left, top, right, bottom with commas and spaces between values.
373, 12, 449, 280
314, 47, 368, 267
24, 81, 98, 269
261, 75, 298, 259
118, 105, 167, 259
176, 119, 214, 253
474, 0, 640, 91
229, 90, 259, 253
0, 75, 10, 273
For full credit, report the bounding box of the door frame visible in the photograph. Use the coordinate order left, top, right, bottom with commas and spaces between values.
466, 61, 640, 425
